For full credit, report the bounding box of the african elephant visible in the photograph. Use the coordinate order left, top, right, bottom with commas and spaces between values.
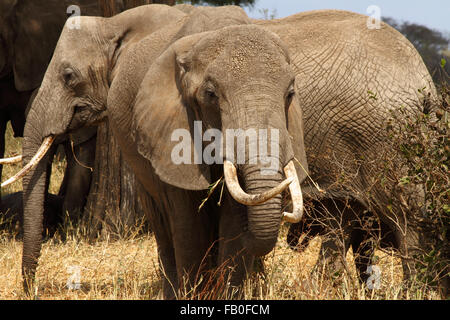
11, 4, 308, 298
255, 10, 439, 286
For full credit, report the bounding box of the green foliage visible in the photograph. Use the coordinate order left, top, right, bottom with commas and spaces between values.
367, 90, 378, 100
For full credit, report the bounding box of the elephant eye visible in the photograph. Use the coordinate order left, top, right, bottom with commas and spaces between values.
62, 67, 79, 87
205, 88, 217, 98
204, 83, 218, 100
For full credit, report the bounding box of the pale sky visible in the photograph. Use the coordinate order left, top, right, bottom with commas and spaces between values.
244, 0, 450, 33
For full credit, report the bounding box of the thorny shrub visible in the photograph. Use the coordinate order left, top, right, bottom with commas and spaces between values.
385, 75, 449, 294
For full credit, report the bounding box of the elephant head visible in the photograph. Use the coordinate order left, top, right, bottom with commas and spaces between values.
132, 25, 309, 256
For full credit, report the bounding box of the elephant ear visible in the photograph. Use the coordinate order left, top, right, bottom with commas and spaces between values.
12, 1, 67, 91
133, 33, 213, 190
287, 83, 309, 184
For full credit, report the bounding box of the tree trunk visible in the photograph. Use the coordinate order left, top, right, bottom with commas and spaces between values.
84, 0, 175, 238
84, 121, 147, 238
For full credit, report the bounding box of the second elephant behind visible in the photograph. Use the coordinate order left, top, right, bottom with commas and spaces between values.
256, 10, 438, 284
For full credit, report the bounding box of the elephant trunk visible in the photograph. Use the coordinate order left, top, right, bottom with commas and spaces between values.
239, 161, 284, 256
21, 107, 53, 293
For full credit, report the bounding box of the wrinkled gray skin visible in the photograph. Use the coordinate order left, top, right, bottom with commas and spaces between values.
22, 5, 308, 298
256, 10, 438, 285
0, 0, 101, 224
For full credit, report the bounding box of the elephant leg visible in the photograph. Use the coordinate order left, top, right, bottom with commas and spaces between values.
138, 188, 178, 299
168, 189, 217, 298
379, 219, 398, 249
146, 187, 215, 299
318, 234, 352, 280
60, 138, 95, 223
391, 219, 421, 284
217, 193, 255, 298
349, 211, 387, 285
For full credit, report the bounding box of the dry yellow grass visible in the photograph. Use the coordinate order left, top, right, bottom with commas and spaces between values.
0, 225, 441, 300
0, 123, 442, 300
0, 233, 161, 300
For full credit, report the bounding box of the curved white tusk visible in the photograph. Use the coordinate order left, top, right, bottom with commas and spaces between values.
282, 160, 304, 223
223, 160, 293, 206
0, 155, 23, 164
1, 136, 54, 188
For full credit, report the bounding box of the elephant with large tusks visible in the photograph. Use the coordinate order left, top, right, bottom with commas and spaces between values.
3, 4, 308, 298
168, 6, 442, 290
166, 5, 441, 293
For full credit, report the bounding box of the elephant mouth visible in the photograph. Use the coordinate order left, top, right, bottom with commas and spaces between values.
68, 102, 106, 131
223, 160, 304, 223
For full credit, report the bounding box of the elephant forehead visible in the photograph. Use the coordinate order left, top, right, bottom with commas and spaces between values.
232, 42, 280, 68
224, 46, 290, 83
57, 27, 103, 60
196, 34, 289, 82
59, 16, 101, 46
